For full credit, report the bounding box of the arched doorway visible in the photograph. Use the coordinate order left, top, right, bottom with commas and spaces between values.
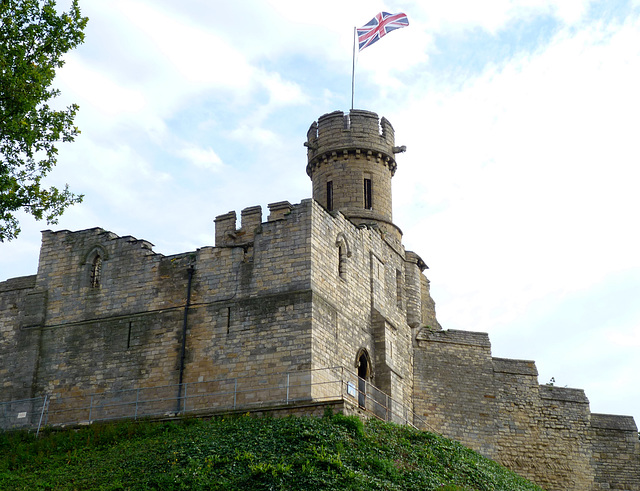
356, 349, 371, 409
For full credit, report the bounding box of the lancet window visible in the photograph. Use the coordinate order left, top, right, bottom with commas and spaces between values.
90, 255, 102, 288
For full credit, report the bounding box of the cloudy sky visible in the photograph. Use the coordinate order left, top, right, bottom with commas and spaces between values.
2, 0, 639, 423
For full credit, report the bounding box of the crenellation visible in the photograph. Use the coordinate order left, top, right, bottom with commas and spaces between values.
380, 116, 394, 144
267, 201, 293, 221
214, 211, 237, 246
241, 205, 262, 239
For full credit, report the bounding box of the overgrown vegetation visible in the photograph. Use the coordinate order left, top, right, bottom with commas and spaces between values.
1, 412, 545, 490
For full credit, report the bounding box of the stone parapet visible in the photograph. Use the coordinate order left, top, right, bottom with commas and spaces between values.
493, 357, 538, 376
267, 201, 293, 221
416, 328, 491, 348
305, 110, 396, 176
0, 275, 36, 292
539, 385, 589, 404
591, 413, 638, 431
214, 211, 237, 246
215, 206, 264, 247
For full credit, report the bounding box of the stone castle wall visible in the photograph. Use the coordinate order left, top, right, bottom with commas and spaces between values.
590, 414, 640, 490
0, 197, 422, 413
0, 275, 40, 402
0, 203, 317, 407
412, 328, 640, 490
2, 109, 639, 490
308, 199, 415, 410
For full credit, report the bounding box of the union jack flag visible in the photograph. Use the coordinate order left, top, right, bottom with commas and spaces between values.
357, 12, 409, 51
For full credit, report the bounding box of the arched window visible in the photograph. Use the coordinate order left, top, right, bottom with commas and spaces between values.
83, 245, 108, 290
90, 255, 102, 288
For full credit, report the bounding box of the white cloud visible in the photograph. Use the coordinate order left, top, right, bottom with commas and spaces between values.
59, 59, 147, 117
261, 71, 306, 107
178, 146, 224, 172
609, 325, 640, 348
414, 0, 594, 34
227, 125, 281, 147
118, 1, 254, 90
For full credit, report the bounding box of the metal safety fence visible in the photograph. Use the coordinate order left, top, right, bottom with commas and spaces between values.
1, 367, 428, 434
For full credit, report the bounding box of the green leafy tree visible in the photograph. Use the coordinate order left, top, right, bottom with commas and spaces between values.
0, 0, 87, 241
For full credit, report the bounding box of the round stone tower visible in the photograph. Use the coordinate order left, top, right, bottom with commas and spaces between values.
305, 109, 405, 242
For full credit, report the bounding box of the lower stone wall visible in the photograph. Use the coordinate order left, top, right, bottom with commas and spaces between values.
185, 289, 313, 382
31, 310, 184, 400
0, 275, 41, 402
413, 327, 640, 491
236, 398, 361, 420
412, 329, 497, 456
1, 285, 315, 417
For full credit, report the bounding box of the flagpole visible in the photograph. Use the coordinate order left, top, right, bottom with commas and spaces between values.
351, 26, 356, 111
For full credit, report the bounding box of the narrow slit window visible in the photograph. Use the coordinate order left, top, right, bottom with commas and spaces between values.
364, 178, 372, 210
338, 244, 346, 279
327, 180, 333, 211
396, 269, 403, 309
127, 322, 133, 349
90, 255, 102, 288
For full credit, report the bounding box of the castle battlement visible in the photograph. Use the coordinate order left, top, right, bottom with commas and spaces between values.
305, 110, 398, 176
214, 201, 301, 247
41, 227, 155, 254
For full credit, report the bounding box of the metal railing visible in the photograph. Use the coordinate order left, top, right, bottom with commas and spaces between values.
1, 367, 429, 433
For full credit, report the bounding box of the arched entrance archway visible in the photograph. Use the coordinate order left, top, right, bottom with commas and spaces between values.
355, 349, 371, 409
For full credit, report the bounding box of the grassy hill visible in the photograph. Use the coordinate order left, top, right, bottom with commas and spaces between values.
1, 412, 545, 490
